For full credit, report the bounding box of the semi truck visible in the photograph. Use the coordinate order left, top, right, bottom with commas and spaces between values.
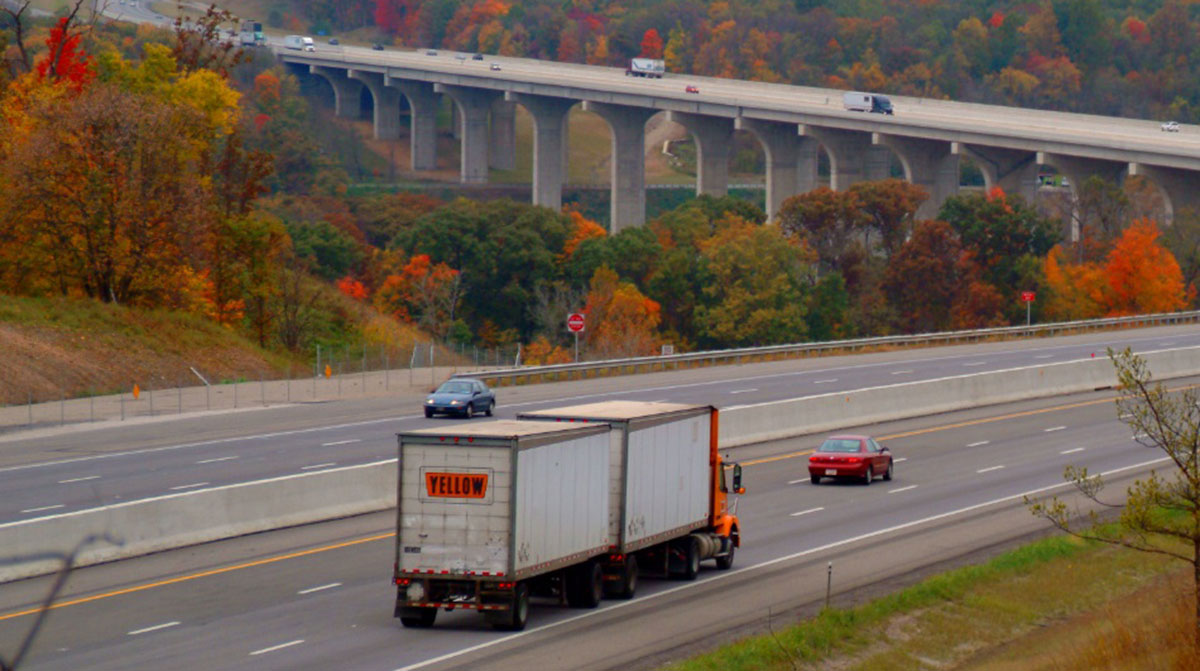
626, 58, 666, 78
393, 403, 743, 631
518, 402, 742, 598
843, 91, 894, 115
283, 35, 315, 52
238, 20, 265, 47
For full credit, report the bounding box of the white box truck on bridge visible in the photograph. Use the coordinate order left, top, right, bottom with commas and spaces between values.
843, 91, 894, 115
626, 58, 665, 78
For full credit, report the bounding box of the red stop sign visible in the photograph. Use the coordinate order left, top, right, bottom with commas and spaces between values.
567, 313, 585, 333
1021, 291, 1036, 302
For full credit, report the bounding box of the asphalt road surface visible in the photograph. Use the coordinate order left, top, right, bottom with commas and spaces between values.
0, 326, 1191, 521
0, 355, 1182, 669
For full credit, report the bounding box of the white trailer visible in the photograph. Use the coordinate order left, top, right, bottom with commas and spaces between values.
394, 420, 613, 630
517, 402, 742, 599
843, 91, 894, 115
626, 57, 665, 78
283, 34, 315, 52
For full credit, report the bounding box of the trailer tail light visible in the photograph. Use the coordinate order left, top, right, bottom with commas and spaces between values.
395, 577, 411, 586
497, 582, 515, 589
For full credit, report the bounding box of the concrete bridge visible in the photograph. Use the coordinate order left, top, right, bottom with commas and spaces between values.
279, 46, 1200, 232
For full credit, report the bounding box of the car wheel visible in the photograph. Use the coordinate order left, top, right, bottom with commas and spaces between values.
486, 400, 494, 417
424, 408, 433, 418
883, 460, 894, 481
464, 403, 473, 419
862, 465, 873, 486
810, 474, 821, 485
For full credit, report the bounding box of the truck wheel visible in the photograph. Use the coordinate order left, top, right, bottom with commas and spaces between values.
608, 555, 638, 600
490, 582, 529, 631
680, 537, 700, 581
398, 607, 437, 628
566, 560, 602, 608
715, 542, 735, 571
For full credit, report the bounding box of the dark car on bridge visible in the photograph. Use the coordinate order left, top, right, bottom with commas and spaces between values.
808, 434, 893, 485
424, 378, 495, 418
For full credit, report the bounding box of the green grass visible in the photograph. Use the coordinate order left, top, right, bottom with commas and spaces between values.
664, 530, 1186, 671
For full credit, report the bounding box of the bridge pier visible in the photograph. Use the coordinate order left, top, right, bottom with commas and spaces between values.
736, 119, 820, 220
508, 93, 574, 210
386, 79, 439, 171
490, 100, 517, 171
348, 70, 400, 140
1129, 164, 1200, 224
873, 135, 960, 219
583, 102, 655, 232
436, 85, 501, 184
668, 112, 734, 197
1040, 153, 1128, 241
309, 66, 364, 119
961, 146, 1039, 203
802, 126, 890, 190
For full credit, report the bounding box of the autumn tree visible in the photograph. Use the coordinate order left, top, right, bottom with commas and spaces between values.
374, 254, 463, 338
1028, 347, 1200, 648
1104, 219, 1189, 315
582, 266, 660, 359
883, 220, 964, 333
777, 187, 866, 274
849, 178, 928, 258
639, 28, 664, 59
694, 217, 814, 347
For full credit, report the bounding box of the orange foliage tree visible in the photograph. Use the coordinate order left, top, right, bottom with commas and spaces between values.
373, 254, 462, 337
582, 266, 661, 359
560, 208, 607, 261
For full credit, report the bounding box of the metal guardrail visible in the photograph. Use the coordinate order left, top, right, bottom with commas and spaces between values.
453, 310, 1200, 387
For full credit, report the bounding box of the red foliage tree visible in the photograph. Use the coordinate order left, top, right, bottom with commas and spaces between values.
640, 28, 664, 59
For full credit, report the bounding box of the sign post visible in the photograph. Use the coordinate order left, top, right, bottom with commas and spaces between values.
1021, 291, 1036, 326
566, 313, 585, 362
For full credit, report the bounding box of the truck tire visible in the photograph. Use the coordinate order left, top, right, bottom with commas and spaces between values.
488, 582, 529, 631
398, 607, 437, 628
679, 536, 700, 581
715, 541, 735, 571
607, 555, 638, 600
566, 560, 603, 608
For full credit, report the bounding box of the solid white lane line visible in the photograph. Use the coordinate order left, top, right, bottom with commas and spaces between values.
321, 439, 361, 446
1061, 447, 1085, 454
301, 463, 337, 471
967, 440, 990, 447
249, 640, 305, 656
169, 482, 209, 491
128, 621, 180, 636
197, 456, 239, 464
790, 507, 824, 517
813, 379, 838, 384
57, 475, 99, 484
729, 388, 758, 394
20, 504, 64, 514
891, 370, 913, 375
977, 465, 1006, 473
888, 485, 918, 494
393, 456, 1172, 671
787, 478, 811, 485
298, 582, 342, 595
963, 361, 987, 367
1044, 426, 1067, 433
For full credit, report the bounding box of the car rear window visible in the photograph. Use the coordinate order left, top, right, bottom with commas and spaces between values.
819, 439, 861, 453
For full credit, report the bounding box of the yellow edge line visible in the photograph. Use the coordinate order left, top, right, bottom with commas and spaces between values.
0, 532, 394, 622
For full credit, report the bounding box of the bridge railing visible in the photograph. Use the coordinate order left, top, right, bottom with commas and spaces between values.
452, 310, 1200, 387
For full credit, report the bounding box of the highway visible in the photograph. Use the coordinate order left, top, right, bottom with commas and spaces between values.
0, 327, 1193, 521
0, 368, 1173, 670
281, 42, 1200, 169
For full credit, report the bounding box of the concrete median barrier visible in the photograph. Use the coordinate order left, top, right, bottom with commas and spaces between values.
718, 347, 1200, 447
0, 461, 395, 583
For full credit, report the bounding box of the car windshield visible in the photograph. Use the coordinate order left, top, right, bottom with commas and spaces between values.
819, 438, 861, 453
436, 381, 472, 394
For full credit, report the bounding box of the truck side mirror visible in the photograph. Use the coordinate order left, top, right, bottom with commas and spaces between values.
732, 463, 744, 494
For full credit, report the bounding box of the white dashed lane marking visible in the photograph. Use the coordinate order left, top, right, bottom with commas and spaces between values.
967, 441, 990, 447
250, 640, 305, 656
977, 465, 1006, 474
1061, 447, 1085, 454
301, 463, 337, 471
20, 504, 64, 514
58, 475, 99, 484
197, 456, 239, 464
1044, 426, 1066, 433
298, 583, 342, 595
790, 507, 824, 517
128, 622, 180, 636
729, 388, 758, 394
813, 379, 838, 384
888, 485, 918, 494
169, 482, 209, 491
321, 439, 360, 447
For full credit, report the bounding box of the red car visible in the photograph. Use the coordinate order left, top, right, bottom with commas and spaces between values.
685, 85, 700, 94
808, 434, 893, 485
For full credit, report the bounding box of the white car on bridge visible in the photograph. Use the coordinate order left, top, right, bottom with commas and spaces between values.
1162, 120, 1181, 132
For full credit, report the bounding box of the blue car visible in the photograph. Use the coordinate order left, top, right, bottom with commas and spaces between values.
424, 378, 495, 418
